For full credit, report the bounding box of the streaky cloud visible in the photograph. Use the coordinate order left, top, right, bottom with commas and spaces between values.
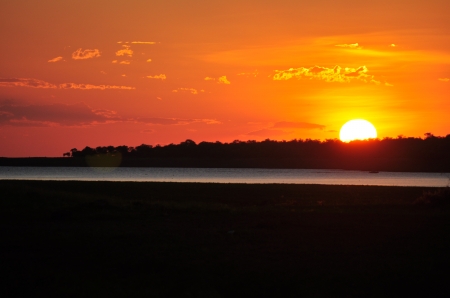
237, 70, 258, 77
0, 78, 57, 89
0, 78, 135, 90
146, 74, 166, 80
273, 65, 391, 86
172, 88, 204, 95
131, 41, 157, 44
335, 43, 360, 49
48, 56, 63, 63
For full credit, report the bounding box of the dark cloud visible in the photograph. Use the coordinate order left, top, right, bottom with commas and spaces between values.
272, 121, 325, 130
0, 102, 119, 127
0, 101, 221, 128
246, 128, 291, 136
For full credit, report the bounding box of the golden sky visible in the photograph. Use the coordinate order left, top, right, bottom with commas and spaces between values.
1, 0, 449, 156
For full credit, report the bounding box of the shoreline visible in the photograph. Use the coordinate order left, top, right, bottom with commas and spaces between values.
1, 156, 450, 172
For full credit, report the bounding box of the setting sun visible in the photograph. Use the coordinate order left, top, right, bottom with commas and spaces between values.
340, 119, 377, 142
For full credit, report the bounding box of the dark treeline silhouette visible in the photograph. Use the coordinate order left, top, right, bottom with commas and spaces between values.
2, 134, 449, 171
53, 133, 450, 172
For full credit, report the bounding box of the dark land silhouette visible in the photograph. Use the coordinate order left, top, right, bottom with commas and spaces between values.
1, 133, 450, 172
1, 180, 450, 297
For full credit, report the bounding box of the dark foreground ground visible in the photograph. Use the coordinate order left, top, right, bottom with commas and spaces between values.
1, 181, 449, 297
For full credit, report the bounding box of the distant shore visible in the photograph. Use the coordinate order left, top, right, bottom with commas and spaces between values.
1, 156, 450, 172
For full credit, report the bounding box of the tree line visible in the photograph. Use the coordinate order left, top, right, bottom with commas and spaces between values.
66, 133, 450, 161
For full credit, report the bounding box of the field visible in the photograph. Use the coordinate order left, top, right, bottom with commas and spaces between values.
1, 180, 449, 297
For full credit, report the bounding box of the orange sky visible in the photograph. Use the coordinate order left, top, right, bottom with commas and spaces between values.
1, 0, 449, 156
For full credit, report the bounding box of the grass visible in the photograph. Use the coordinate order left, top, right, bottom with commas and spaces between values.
1, 180, 450, 297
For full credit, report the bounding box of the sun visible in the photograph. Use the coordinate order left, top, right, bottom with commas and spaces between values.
339, 119, 377, 142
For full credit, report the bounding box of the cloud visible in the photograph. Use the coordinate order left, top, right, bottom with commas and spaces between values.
72, 48, 101, 60
119, 60, 131, 65
146, 59, 152, 62
335, 43, 360, 49
172, 88, 204, 94
272, 121, 325, 130
0, 78, 57, 89
0, 78, 135, 90
246, 121, 326, 136
0, 101, 219, 128
0, 102, 120, 127
203, 75, 231, 84
146, 74, 166, 80
237, 70, 258, 77
246, 128, 291, 137
141, 129, 155, 133
58, 83, 135, 90
273, 65, 388, 85
131, 41, 157, 44
390, 44, 396, 47
438, 78, 449, 82
218, 76, 230, 84
137, 117, 221, 126
48, 56, 63, 63
116, 47, 133, 57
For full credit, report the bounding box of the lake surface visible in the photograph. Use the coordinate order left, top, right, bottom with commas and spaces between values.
0, 166, 449, 187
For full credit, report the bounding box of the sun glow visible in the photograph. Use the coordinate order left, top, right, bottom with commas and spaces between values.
340, 119, 377, 142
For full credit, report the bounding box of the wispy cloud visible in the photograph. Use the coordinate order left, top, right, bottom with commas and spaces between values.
146, 59, 152, 62
203, 75, 231, 84
117, 41, 157, 45
0, 78, 57, 89
273, 65, 389, 85
131, 41, 157, 44
146, 74, 166, 80
139, 117, 220, 125
119, 60, 131, 65
59, 83, 135, 90
335, 43, 360, 49
72, 48, 101, 60
116, 46, 133, 57
172, 88, 204, 94
438, 78, 449, 82
237, 70, 258, 77
0, 78, 135, 90
48, 56, 63, 63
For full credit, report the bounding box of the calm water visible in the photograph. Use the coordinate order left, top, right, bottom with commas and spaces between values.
0, 166, 449, 187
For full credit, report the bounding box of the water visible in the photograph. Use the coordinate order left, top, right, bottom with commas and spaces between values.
0, 166, 449, 187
